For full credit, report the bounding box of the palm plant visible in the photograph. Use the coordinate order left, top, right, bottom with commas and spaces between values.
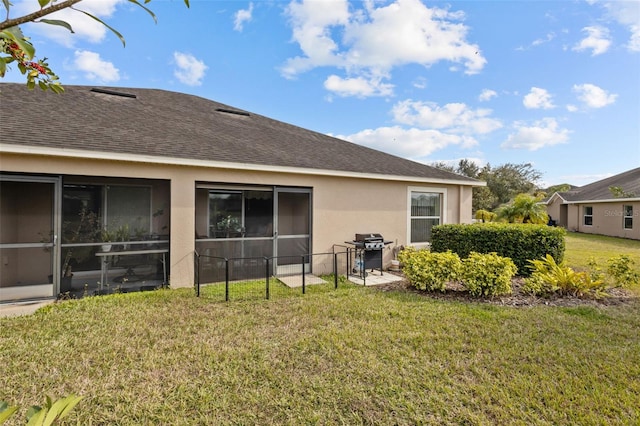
496, 203, 521, 223
512, 193, 548, 224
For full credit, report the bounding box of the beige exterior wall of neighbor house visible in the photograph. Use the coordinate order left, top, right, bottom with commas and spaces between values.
1, 151, 475, 289
564, 201, 640, 240
546, 196, 564, 227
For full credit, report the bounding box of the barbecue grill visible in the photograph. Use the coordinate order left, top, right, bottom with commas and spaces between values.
345, 233, 392, 277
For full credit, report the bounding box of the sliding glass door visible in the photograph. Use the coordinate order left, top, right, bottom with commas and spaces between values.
274, 188, 311, 274
195, 185, 312, 278
0, 176, 60, 302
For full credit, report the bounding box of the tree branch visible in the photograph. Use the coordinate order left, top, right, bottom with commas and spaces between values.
0, 0, 84, 32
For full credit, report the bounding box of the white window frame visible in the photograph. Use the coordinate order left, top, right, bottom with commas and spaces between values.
583, 206, 593, 227
407, 186, 447, 248
623, 205, 633, 230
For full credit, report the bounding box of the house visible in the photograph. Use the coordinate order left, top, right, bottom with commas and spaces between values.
544, 167, 640, 240
0, 83, 483, 302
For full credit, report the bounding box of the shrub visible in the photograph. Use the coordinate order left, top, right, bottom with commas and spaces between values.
460, 252, 517, 297
606, 255, 640, 288
0, 394, 83, 425
398, 248, 462, 292
431, 223, 565, 276
523, 255, 605, 297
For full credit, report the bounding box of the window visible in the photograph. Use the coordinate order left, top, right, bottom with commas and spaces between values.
106, 185, 151, 236
208, 190, 273, 238
62, 183, 153, 272
63, 184, 152, 241
583, 206, 593, 226
624, 205, 633, 229
409, 190, 443, 244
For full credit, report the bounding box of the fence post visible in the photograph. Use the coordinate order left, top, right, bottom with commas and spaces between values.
334, 253, 338, 289
361, 249, 366, 286
195, 251, 200, 297
301, 255, 306, 294
347, 248, 351, 281
225, 258, 229, 302
265, 257, 270, 300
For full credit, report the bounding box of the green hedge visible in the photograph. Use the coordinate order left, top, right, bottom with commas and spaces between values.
430, 223, 565, 276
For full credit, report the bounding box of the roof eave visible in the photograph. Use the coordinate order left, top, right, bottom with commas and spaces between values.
1, 144, 486, 187
563, 197, 640, 204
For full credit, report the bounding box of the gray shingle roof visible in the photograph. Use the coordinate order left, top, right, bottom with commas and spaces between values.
0, 83, 479, 184
556, 167, 640, 202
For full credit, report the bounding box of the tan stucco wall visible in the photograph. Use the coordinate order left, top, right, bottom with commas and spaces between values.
546, 197, 562, 226
565, 201, 640, 240
2, 152, 475, 288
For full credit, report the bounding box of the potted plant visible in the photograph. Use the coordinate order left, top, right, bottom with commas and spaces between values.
100, 228, 115, 252
216, 215, 242, 238
114, 224, 131, 249
390, 244, 404, 271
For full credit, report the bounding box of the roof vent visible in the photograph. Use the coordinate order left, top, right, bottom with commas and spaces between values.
216, 108, 250, 117
90, 88, 137, 98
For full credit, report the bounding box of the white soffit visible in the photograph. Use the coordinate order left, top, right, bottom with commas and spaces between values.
0, 144, 486, 187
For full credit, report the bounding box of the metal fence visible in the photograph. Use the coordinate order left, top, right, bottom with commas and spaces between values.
194, 250, 353, 301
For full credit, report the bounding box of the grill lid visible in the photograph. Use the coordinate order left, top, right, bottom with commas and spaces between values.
355, 233, 383, 242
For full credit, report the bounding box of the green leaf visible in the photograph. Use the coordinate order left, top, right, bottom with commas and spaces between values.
72, 8, 126, 46
37, 0, 51, 8
0, 402, 19, 424
50, 84, 65, 94
38, 19, 75, 33
1, 27, 35, 59
26, 406, 44, 425
0, 58, 6, 78
128, 0, 157, 24
52, 395, 83, 422
1, 0, 10, 14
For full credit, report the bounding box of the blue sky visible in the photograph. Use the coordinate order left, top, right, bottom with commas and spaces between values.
4, 0, 639, 187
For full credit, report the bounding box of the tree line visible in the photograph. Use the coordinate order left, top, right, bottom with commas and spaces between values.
432, 160, 551, 224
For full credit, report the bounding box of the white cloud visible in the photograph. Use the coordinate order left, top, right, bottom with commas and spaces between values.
324, 75, 394, 97
566, 104, 578, 112
329, 98, 502, 160
478, 89, 497, 102
16, 0, 122, 47
532, 32, 556, 46
502, 118, 570, 151
173, 52, 208, 86
391, 100, 502, 135
73, 50, 120, 82
281, 0, 350, 76
234, 3, 254, 32
412, 77, 428, 89
333, 126, 477, 161
573, 83, 617, 108
523, 87, 555, 109
601, 1, 640, 52
573, 26, 612, 56
282, 0, 485, 97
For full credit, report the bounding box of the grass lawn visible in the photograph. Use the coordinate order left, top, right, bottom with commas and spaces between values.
1, 233, 639, 425
564, 231, 640, 269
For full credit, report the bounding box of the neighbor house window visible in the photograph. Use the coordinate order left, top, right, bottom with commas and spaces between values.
409, 189, 444, 244
624, 205, 633, 229
583, 206, 593, 226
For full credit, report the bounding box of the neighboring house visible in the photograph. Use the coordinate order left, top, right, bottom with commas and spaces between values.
0, 84, 483, 302
544, 167, 640, 240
